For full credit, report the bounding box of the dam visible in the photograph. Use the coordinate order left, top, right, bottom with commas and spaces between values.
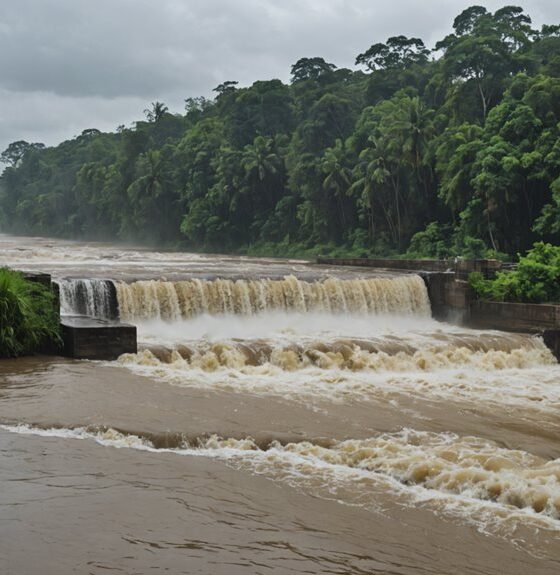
51, 257, 560, 360
2, 234, 560, 575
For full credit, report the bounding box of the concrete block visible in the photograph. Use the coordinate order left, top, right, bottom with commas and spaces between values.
61, 316, 137, 360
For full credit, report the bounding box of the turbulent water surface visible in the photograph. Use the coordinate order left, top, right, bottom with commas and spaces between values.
1, 234, 560, 574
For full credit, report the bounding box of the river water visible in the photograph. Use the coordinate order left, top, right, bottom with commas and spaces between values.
1, 234, 560, 574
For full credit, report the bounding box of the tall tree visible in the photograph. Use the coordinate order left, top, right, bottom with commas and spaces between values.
356, 36, 430, 71
1, 141, 45, 167
143, 101, 169, 123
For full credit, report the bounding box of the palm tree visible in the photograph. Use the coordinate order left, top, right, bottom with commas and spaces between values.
397, 97, 435, 170
125, 151, 167, 237
143, 101, 169, 123
321, 139, 352, 228
242, 136, 279, 181
350, 141, 400, 247
241, 136, 281, 208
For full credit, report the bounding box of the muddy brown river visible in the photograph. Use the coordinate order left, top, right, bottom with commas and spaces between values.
1, 234, 560, 574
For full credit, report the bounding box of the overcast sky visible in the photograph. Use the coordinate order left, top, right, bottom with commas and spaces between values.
0, 0, 559, 152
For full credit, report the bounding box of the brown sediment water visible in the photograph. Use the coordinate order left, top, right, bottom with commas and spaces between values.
0, 233, 402, 281
114, 275, 431, 319
1, 234, 560, 574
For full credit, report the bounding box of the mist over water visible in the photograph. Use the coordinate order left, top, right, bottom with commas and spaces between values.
2, 234, 560, 574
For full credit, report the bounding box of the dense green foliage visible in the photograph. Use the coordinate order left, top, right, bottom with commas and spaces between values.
0, 269, 61, 358
1, 6, 560, 259
469, 242, 560, 302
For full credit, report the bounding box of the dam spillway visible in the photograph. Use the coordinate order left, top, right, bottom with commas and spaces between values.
114, 275, 431, 321
53, 270, 560, 364
56, 275, 431, 321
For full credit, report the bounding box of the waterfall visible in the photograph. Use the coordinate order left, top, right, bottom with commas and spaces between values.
58, 279, 118, 319
115, 275, 431, 321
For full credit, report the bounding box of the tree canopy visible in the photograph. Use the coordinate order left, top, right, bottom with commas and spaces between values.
1, 5, 559, 260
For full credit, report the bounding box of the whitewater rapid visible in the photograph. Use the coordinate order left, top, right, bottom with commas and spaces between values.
5, 423, 560, 537
107, 308, 556, 414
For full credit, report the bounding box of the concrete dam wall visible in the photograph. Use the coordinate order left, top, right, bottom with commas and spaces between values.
20, 262, 560, 361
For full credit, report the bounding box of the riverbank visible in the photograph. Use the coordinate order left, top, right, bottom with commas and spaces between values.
0, 267, 60, 358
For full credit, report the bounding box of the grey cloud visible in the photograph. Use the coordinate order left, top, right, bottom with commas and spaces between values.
0, 0, 559, 152
0, 89, 147, 147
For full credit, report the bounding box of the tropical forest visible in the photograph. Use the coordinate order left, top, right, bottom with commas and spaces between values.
1, 5, 560, 263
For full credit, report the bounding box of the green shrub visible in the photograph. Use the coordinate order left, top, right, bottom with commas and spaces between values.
0, 268, 61, 358
405, 222, 453, 259
469, 242, 560, 303
405, 222, 510, 261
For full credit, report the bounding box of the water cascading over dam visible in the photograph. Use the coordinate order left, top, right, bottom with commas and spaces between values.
114, 275, 431, 321
58, 279, 118, 319
111, 274, 557, 413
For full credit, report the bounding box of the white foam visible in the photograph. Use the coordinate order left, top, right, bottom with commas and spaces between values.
2, 423, 559, 537
116, 341, 559, 412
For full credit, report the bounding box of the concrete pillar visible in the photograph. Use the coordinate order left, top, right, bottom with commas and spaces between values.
543, 330, 560, 362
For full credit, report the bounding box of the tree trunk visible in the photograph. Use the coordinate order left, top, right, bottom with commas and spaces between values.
487, 210, 498, 252
477, 79, 488, 120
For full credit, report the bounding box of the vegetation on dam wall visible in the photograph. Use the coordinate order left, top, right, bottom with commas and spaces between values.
0, 269, 60, 358
469, 243, 560, 303
1, 6, 560, 262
